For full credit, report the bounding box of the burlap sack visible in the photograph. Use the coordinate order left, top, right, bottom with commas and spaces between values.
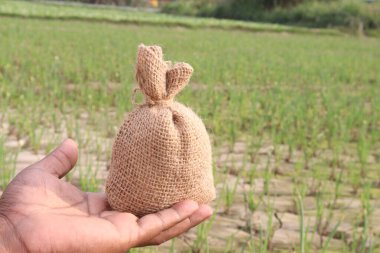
106, 44, 215, 217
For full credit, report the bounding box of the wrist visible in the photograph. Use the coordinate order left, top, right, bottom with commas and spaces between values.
0, 214, 25, 253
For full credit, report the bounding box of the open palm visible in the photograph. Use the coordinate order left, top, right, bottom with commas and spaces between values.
0, 139, 212, 253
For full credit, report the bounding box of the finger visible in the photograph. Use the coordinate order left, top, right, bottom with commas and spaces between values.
32, 139, 78, 178
133, 200, 199, 246
139, 204, 213, 247
86, 192, 111, 214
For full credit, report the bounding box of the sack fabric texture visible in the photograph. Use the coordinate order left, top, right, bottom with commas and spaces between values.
106, 44, 216, 217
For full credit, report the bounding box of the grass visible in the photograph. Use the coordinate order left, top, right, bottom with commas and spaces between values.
0, 0, 342, 35
0, 137, 17, 190
0, 1, 379, 252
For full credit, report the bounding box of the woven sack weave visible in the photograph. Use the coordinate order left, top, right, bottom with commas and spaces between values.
106, 44, 215, 217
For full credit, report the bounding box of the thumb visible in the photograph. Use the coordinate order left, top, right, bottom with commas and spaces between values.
32, 139, 78, 178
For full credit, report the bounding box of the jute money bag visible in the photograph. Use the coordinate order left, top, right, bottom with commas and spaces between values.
106, 44, 216, 217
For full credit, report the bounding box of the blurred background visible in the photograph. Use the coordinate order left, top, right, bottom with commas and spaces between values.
45, 0, 380, 34
0, 0, 379, 252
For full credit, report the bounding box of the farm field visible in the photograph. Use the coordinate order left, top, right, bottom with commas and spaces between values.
0, 1, 380, 252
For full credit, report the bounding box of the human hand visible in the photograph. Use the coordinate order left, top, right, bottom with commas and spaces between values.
0, 139, 212, 253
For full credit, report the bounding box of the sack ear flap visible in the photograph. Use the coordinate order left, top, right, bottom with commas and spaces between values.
148, 45, 163, 59
135, 44, 167, 101
165, 62, 193, 99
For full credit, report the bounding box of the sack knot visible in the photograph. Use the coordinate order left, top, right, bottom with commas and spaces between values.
135, 44, 193, 105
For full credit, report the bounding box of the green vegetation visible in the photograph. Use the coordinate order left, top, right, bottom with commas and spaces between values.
0, 0, 340, 35
163, 0, 380, 32
261, 0, 380, 29
1, 15, 378, 146
0, 1, 379, 252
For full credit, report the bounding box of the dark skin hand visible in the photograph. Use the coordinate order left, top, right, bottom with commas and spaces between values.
0, 139, 212, 253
